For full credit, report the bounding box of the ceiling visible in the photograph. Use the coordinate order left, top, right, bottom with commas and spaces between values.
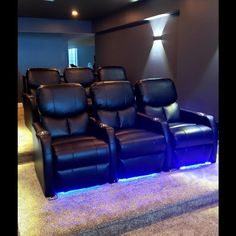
18, 0, 142, 20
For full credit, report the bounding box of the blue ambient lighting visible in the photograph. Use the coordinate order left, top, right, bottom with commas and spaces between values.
119, 173, 159, 182
57, 185, 101, 197
179, 162, 211, 170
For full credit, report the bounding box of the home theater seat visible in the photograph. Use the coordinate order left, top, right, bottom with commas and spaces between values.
63, 67, 96, 112
97, 66, 127, 81
135, 78, 218, 169
90, 81, 169, 178
22, 68, 61, 132
33, 83, 116, 197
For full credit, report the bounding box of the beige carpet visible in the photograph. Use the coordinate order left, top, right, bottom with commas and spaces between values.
18, 104, 33, 163
18, 161, 218, 236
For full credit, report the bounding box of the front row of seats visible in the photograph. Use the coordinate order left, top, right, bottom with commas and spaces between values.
33, 80, 217, 198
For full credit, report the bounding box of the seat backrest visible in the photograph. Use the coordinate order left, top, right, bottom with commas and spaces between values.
97, 66, 127, 81
63, 67, 95, 87
91, 81, 136, 129
26, 68, 61, 95
37, 83, 88, 138
135, 78, 180, 122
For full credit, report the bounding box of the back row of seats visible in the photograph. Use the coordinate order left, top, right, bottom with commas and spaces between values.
22, 66, 127, 132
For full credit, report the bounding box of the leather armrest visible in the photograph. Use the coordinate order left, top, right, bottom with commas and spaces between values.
32, 122, 54, 197
23, 93, 36, 107
136, 112, 173, 145
89, 116, 111, 129
136, 112, 165, 134
33, 122, 50, 138
180, 109, 215, 127
136, 112, 174, 171
89, 117, 117, 182
22, 93, 39, 131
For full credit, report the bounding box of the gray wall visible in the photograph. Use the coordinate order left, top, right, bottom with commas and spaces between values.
94, 0, 218, 120
77, 46, 95, 67
18, 17, 93, 102
18, 33, 69, 101
18, 17, 92, 34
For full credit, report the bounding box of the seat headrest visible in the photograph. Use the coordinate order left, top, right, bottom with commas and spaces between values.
136, 78, 177, 106
63, 67, 95, 86
91, 81, 135, 110
98, 66, 127, 81
27, 68, 61, 89
37, 84, 87, 117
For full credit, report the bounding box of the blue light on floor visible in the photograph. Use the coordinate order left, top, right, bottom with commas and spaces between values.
118, 173, 160, 182
57, 185, 101, 197
179, 162, 212, 170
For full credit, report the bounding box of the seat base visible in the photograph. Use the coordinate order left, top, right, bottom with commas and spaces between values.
117, 153, 165, 179
173, 144, 214, 169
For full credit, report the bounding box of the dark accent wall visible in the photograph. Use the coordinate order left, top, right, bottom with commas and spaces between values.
95, 16, 178, 85
94, 0, 218, 121
176, 0, 218, 120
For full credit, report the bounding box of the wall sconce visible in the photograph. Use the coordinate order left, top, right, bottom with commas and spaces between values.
153, 35, 163, 40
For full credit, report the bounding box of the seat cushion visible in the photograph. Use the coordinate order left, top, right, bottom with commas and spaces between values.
52, 135, 109, 171
115, 128, 166, 159
169, 123, 213, 148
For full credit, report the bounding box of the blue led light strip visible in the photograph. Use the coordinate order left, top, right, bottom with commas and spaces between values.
57, 185, 101, 197
179, 162, 211, 170
56, 162, 212, 196
118, 173, 159, 182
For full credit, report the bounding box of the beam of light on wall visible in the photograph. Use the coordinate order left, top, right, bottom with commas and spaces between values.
56, 185, 101, 197
143, 39, 172, 78
149, 14, 170, 37
179, 162, 212, 170
119, 173, 160, 182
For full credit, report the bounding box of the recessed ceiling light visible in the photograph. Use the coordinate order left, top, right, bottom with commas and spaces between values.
72, 10, 79, 17
44, 0, 55, 2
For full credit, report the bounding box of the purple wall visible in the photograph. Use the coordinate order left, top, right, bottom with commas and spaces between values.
94, 0, 218, 120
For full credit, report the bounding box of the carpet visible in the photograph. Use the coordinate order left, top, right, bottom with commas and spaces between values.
18, 162, 218, 236
122, 204, 218, 236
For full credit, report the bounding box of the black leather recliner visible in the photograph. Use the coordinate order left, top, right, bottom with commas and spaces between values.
135, 78, 218, 169
97, 66, 127, 81
90, 81, 170, 179
63, 67, 96, 112
32, 83, 117, 197
22, 68, 61, 132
